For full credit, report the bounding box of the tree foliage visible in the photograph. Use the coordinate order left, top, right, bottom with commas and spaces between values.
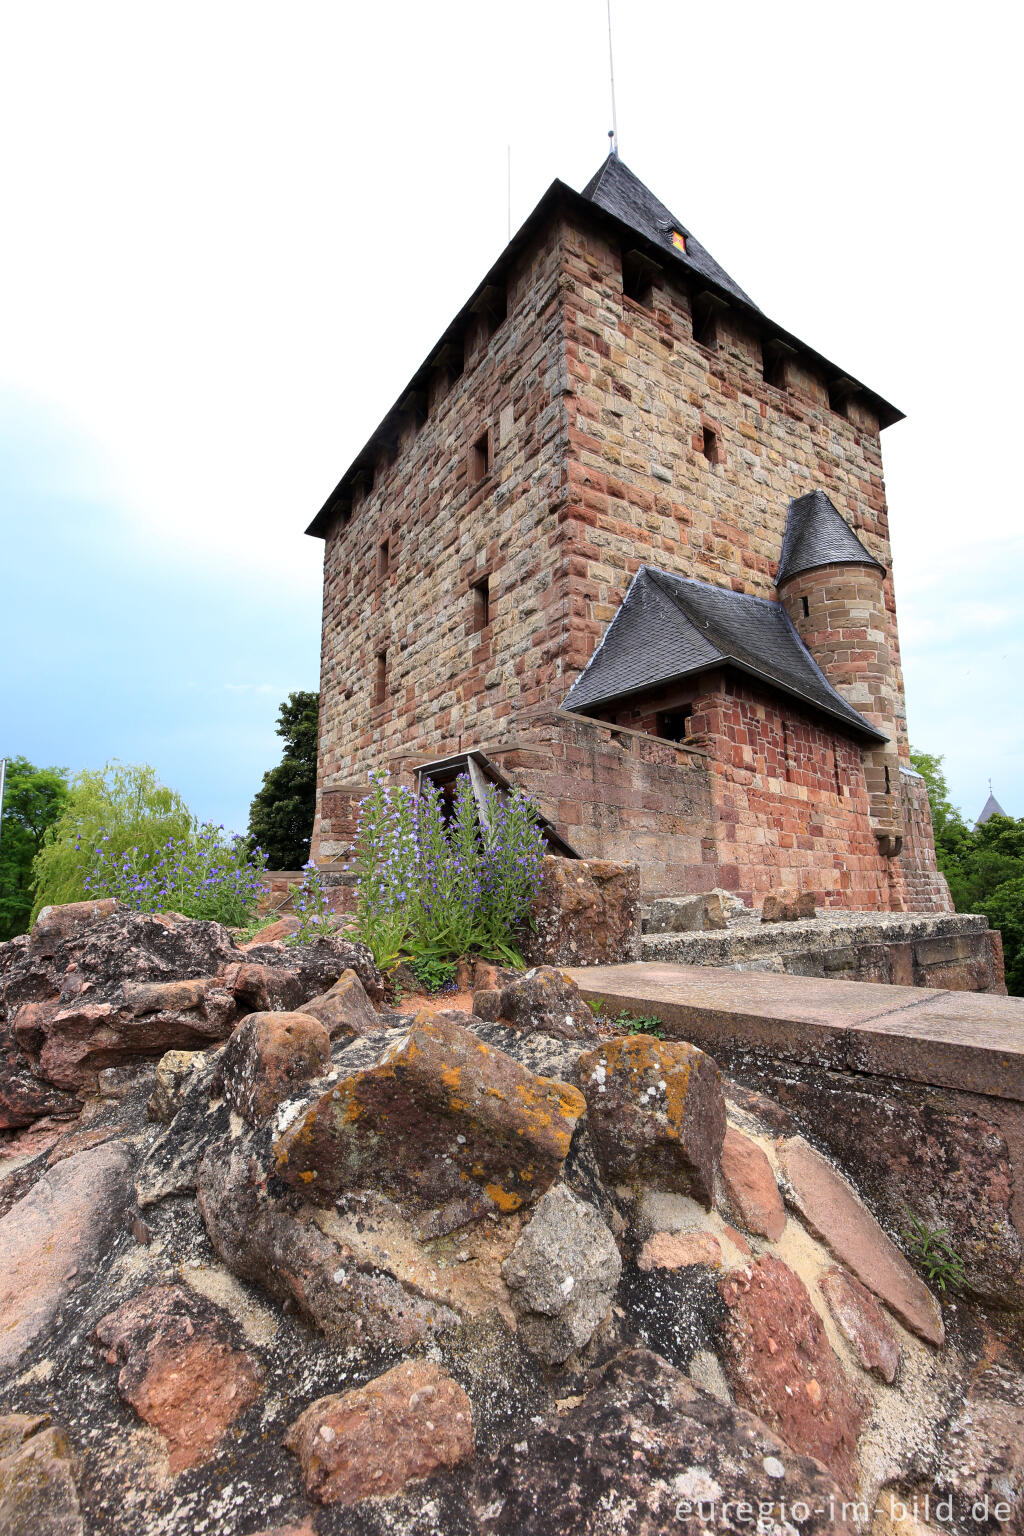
31, 761, 194, 920
0, 756, 70, 939
911, 748, 1023, 994
247, 691, 319, 869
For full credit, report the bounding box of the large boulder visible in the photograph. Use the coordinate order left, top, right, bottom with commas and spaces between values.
491, 966, 600, 1042
196, 1128, 459, 1349
719, 1255, 866, 1493
466, 1348, 845, 1534
94, 1283, 264, 1471
519, 857, 641, 967
218, 1012, 331, 1127
578, 1035, 725, 1206
232, 936, 382, 1010
284, 1360, 474, 1506
0, 1140, 133, 1372
501, 1183, 621, 1364
2, 910, 243, 1095
273, 1013, 586, 1236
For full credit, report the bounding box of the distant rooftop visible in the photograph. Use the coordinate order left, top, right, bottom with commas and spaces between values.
561, 565, 886, 742
976, 789, 1008, 827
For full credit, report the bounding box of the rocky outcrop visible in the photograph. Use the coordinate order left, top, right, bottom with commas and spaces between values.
501, 1183, 621, 1364
218, 1012, 331, 1126
273, 1013, 586, 1234
490, 966, 600, 1042
579, 1035, 725, 1205
518, 857, 641, 967
284, 1360, 474, 1505
719, 1255, 867, 1492
0, 1140, 133, 1372
0, 902, 1018, 1536
778, 1135, 944, 1345
94, 1283, 264, 1470
466, 1348, 846, 1534
0, 1413, 83, 1536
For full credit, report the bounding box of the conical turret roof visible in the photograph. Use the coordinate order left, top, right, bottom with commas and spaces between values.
777, 490, 886, 586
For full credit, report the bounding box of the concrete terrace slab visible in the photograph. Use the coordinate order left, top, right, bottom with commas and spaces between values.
566, 963, 1024, 1103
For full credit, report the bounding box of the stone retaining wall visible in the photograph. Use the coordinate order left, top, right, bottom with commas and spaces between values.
643, 910, 1006, 994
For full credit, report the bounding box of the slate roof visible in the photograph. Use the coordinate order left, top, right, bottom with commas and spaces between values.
561, 566, 886, 742
777, 490, 886, 586
307, 160, 902, 539
582, 154, 757, 308
976, 790, 1008, 827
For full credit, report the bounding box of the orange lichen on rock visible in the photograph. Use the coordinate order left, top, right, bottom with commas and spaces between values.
274, 1014, 585, 1235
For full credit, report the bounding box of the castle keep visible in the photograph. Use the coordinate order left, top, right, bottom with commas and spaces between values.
308, 155, 950, 914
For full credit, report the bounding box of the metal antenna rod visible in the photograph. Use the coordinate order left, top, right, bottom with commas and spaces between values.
606, 0, 619, 155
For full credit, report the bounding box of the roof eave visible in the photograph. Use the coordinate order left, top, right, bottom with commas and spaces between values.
562, 656, 886, 745
305, 179, 576, 539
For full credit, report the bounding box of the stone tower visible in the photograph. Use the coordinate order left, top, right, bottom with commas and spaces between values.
307, 153, 950, 914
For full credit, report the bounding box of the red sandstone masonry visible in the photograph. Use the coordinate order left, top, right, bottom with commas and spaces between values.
311, 196, 947, 914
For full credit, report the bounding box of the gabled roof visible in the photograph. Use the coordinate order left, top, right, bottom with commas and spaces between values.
583, 154, 757, 308
776, 490, 886, 586
976, 790, 1008, 827
561, 566, 886, 742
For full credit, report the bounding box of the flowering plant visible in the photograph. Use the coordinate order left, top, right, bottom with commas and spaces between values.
82, 822, 267, 928
292, 859, 335, 943
349, 770, 546, 970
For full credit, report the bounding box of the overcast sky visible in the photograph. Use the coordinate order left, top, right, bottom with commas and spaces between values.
2, 0, 1020, 835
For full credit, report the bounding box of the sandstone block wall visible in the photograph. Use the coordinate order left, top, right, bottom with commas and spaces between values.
311, 196, 946, 915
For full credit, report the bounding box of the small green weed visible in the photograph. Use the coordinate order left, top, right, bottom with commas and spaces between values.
410, 954, 458, 995
588, 1003, 665, 1039
901, 1211, 967, 1294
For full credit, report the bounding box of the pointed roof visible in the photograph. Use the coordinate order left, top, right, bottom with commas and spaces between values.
561, 566, 885, 741
776, 490, 886, 586
976, 790, 1008, 827
582, 154, 757, 308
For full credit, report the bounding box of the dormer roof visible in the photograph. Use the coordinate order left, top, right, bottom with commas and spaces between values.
776, 490, 887, 587
561, 566, 885, 742
582, 154, 757, 308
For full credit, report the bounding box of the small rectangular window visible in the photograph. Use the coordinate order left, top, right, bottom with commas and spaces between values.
657, 707, 692, 743
378, 537, 391, 578
471, 429, 490, 484
692, 295, 719, 349
622, 249, 658, 308
374, 650, 387, 706
471, 576, 490, 632
701, 425, 721, 466
801, 595, 810, 618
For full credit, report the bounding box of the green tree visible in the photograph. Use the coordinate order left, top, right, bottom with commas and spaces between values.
32, 761, 194, 919
0, 757, 70, 939
908, 748, 964, 841
979, 876, 1024, 996
247, 691, 320, 869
